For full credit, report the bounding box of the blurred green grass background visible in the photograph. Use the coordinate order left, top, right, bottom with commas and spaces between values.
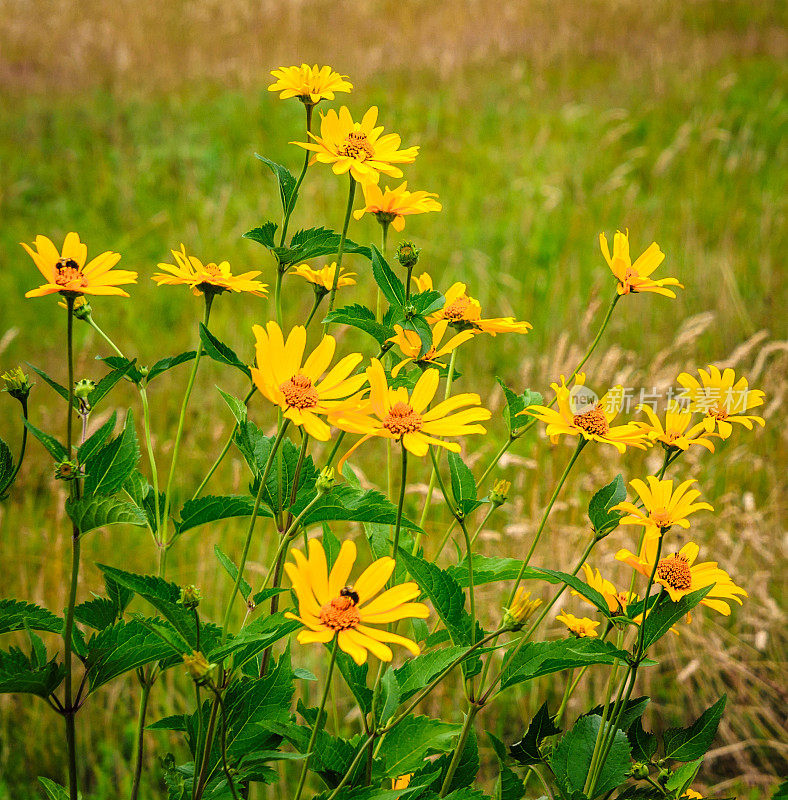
0, 1, 786, 797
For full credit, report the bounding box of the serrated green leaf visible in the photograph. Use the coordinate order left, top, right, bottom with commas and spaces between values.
378, 669, 400, 725
401, 314, 434, 359
199, 323, 251, 377
207, 613, 300, 665
23, 419, 67, 461
447, 555, 542, 587
90, 359, 139, 405
371, 244, 406, 307
0, 646, 64, 697
286, 226, 371, 264
496, 378, 543, 434
379, 715, 461, 777
665, 758, 704, 793
628, 717, 658, 762
584, 696, 649, 734
214, 543, 252, 599
83, 409, 139, 496
38, 777, 70, 800
664, 695, 726, 761
74, 597, 118, 630
641, 586, 712, 650
0, 437, 14, 494
342, 464, 390, 560
25, 363, 72, 406
530, 567, 614, 619
322, 303, 393, 345
410, 289, 445, 317
335, 649, 373, 715
488, 732, 526, 800
588, 474, 626, 535
217, 388, 248, 424
243, 221, 278, 249
393, 645, 469, 701
447, 452, 481, 516
77, 411, 117, 464
97, 355, 144, 384
175, 494, 268, 536
0, 599, 63, 636
147, 351, 197, 382
66, 495, 147, 535
510, 701, 562, 765
255, 154, 298, 213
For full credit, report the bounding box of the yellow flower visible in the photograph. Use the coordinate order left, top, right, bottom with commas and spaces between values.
503, 588, 542, 630
268, 63, 352, 105
429, 281, 532, 336
387, 320, 474, 377
411, 271, 435, 293
250, 322, 367, 440
616, 540, 747, 616
292, 106, 419, 185
353, 181, 441, 231
683, 791, 703, 799
636, 402, 717, 452
612, 476, 713, 533
392, 774, 413, 790
22, 233, 137, 299
556, 611, 599, 638
290, 262, 356, 294
522, 373, 649, 453
332, 358, 491, 467
600, 230, 683, 298
676, 365, 765, 440
284, 539, 429, 665
152, 244, 268, 297
574, 564, 637, 614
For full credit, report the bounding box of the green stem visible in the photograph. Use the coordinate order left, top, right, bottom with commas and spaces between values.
391, 445, 408, 568
303, 293, 324, 328
139, 387, 163, 548
469, 503, 496, 547
86, 314, 125, 358
568, 293, 620, 382
279, 103, 314, 247
274, 269, 284, 328
194, 697, 220, 800
293, 637, 339, 800
324, 175, 357, 330
376, 220, 390, 322
324, 431, 346, 469
129, 678, 152, 800
2, 397, 28, 493
439, 705, 480, 797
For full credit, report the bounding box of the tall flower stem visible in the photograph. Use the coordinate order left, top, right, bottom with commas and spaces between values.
160, 294, 214, 575
439, 705, 480, 797
139, 387, 163, 545
279, 103, 314, 248
391, 445, 408, 568
324, 175, 357, 330
376, 220, 390, 322
2, 397, 28, 493
129, 677, 152, 800
293, 637, 339, 800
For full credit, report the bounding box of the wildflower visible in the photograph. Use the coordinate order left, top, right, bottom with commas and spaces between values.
152, 244, 268, 297
522, 373, 649, 453
612, 477, 712, 533
387, 320, 474, 377
22, 233, 137, 299
54, 460, 80, 481
599, 230, 682, 298
268, 64, 352, 105
316, 466, 336, 495
179, 585, 202, 610
182, 651, 216, 685
636, 402, 717, 452
392, 774, 413, 790
284, 539, 429, 665
353, 181, 441, 231
574, 564, 636, 614
616, 540, 747, 616
292, 106, 419, 185
396, 241, 420, 269
556, 611, 599, 638
489, 479, 511, 507
290, 262, 356, 296
411, 272, 434, 293
332, 358, 490, 467
1, 368, 33, 403
73, 379, 95, 400
432, 282, 532, 336
250, 322, 366, 440
503, 588, 542, 630
676, 365, 765, 440
683, 791, 703, 799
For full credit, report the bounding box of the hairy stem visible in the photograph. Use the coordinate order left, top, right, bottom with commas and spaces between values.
324, 175, 357, 329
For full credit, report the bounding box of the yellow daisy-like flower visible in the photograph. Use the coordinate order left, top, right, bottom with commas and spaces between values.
392, 774, 413, 790
387, 320, 474, 377
353, 181, 441, 231
268, 63, 352, 105
284, 539, 429, 665
332, 358, 491, 467
522, 373, 649, 454
676, 365, 765, 440
636, 402, 717, 452
152, 245, 268, 297
430, 282, 532, 336
22, 232, 137, 299
616, 540, 747, 616
290, 262, 356, 294
574, 564, 637, 614
683, 791, 703, 799
600, 230, 683, 298
292, 106, 419, 185
250, 322, 367, 440
556, 611, 600, 638
612, 476, 713, 533
411, 272, 435, 294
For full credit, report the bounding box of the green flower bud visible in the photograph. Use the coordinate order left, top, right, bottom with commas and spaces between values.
502, 588, 542, 631
179, 585, 202, 610
631, 763, 650, 779
1, 367, 33, 403
74, 379, 95, 399
396, 241, 420, 269
489, 479, 511, 507
317, 466, 335, 495
55, 460, 80, 481
182, 651, 215, 685
72, 297, 93, 321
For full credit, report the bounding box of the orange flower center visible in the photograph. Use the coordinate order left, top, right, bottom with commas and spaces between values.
319, 589, 361, 631
707, 405, 728, 421
572, 405, 610, 436
201, 263, 223, 279
443, 296, 472, 321
54, 258, 87, 289
656, 554, 692, 591
280, 373, 319, 410
649, 508, 673, 528
340, 130, 374, 161
383, 401, 423, 435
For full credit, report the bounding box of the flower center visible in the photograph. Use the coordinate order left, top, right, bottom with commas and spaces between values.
319, 588, 361, 631
383, 401, 423, 435
340, 130, 374, 161
280, 373, 319, 410
443, 296, 472, 321
656, 554, 692, 591
572, 405, 610, 436
649, 508, 672, 528
707, 405, 728, 421
54, 257, 87, 288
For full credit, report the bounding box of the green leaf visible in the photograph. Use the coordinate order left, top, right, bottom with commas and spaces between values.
147, 351, 197, 382
628, 717, 658, 762
549, 714, 631, 798
83, 409, 140, 496
217, 388, 248, 424
588, 474, 626, 536
663, 695, 726, 761
342, 464, 390, 560
290, 226, 370, 261
335, 650, 373, 715
378, 669, 400, 726
322, 303, 393, 345
90, 359, 139, 405
436, 722, 479, 792
665, 758, 704, 794
198, 323, 251, 378
529, 567, 614, 619
23, 420, 67, 461
447, 555, 540, 587
38, 777, 70, 800
0, 646, 63, 697
641, 586, 713, 650
0, 436, 14, 493
447, 452, 482, 516
510, 701, 562, 765
25, 363, 72, 406
488, 732, 526, 800
243, 221, 278, 249
207, 613, 300, 665
266, 721, 356, 786
401, 314, 434, 359
0, 599, 63, 636
66, 495, 147, 535
410, 289, 445, 317
393, 645, 469, 701
254, 155, 298, 213
378, 715, 461, 777
175, 494, 267, 536
214, 544, 251, 599
584, 696, 649, 734
371, 244, 406, 307
294, 484, 422, 530
74, 597, 118, 630
77, 411, 117, 464
496, 378, 543, 434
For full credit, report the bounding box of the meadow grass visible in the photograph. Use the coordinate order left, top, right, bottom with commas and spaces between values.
0, 1, 786, 797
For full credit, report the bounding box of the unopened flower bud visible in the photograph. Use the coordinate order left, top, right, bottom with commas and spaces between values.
489, 479, 511, 507
73, 297, 93, 320
317, 466, 335, 495
74, 379, 95, 399
631, 763, 650, 779
179, 585, 202, 610
55, 460, 80, 481
502, 588, 542, 631
1, 367, 33, 403
138, 365, 149, 377
396, 241, 420, 270
182, 651, 215, 685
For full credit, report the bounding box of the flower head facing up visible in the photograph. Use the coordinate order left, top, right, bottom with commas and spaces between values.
292, 106, 419, 185
677, 365, 765, 440
636, 402, 717, 453
387, 319, 474, 377
1, 367, 33, 403
353, 181, 441, 231
432, 282, 532, 336
285, 539, 429, 664
503, 588, 542, 630
612, 476, 713, 534
22, 233, 137, 299
600, 230, 683, 298
268, 64, 352, 105
557, 611, 600, 638
152, 245, 268, 297
290, 262, 356, 296
522, 373, 649, 453
251, 322, 367, 440
331, 358, 491, 468
616, 540, 747, 615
